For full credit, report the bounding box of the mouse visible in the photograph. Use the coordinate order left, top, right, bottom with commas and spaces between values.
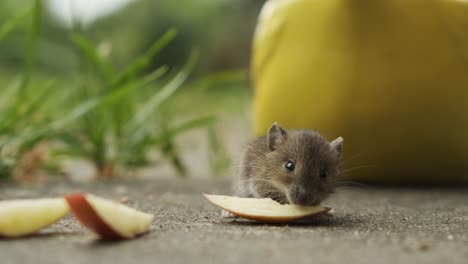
227, 122, 342, 216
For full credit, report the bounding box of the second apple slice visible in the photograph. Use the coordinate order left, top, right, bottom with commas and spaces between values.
65, 193, 153, 240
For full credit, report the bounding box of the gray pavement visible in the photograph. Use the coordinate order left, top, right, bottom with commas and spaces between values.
1, 178, 467, 264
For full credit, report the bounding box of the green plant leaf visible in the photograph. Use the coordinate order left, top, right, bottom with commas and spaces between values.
110, 66, 168, 138
70, 33, 115, 82
20, 0, 42, 92
127, 49, 199, 133
0, 9, 30, 43
160, 134, 187, 177
148, 115, 217, 147
207, 125, 231, 174
190, 69, 248, 93
111, 28, 177, 87
100, 66, 168, 108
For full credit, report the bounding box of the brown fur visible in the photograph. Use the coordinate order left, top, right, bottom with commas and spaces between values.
236, 123, 342, 206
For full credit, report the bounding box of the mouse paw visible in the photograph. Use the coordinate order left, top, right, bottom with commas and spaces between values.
221, 209, 237, 218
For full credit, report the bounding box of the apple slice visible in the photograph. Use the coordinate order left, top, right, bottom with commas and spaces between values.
65, 193, 153, 240
0, 198, 69, 238
204, 194, 330, 223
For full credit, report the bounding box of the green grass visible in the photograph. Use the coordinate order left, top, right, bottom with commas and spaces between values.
0, 0, 248, 180
58, 30, 216, 177
0, 0, 129, 179
0, 1, 50, 179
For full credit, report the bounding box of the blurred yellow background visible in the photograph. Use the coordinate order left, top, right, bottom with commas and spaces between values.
253, 0, 468, 183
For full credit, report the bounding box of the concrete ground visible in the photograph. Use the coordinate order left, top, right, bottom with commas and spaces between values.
0, 178, 467, 264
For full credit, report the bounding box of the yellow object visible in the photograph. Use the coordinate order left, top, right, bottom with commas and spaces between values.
252, 0, 468, 183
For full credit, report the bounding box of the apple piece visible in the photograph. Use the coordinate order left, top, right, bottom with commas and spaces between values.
204, 194, 330, 223
0, 198, 69, 238
65, 193, 153, 240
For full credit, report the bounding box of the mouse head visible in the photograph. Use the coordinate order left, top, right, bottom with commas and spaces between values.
266, 122, 343, 206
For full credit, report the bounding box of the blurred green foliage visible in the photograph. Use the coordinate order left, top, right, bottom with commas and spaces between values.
92, 0, 264, 75
0, 0, 253, 180
0, 0, 264, 76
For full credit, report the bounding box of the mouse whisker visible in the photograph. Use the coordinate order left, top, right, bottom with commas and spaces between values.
253, 183, 287, 197
236, 178, 275, 185
333, 180, 369, 188
339, 164, 376, 174
254, 190, 285, 200
230, 164, 273, 171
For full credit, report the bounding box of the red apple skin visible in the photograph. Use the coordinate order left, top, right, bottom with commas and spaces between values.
65, 193, 123, 240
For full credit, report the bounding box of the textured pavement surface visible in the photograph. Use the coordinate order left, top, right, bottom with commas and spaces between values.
1, 178, 467, 264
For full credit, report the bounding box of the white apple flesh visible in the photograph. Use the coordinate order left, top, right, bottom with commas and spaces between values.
0, 198, 69, 238
65, 193, 153, 240
204, 194, 330, 223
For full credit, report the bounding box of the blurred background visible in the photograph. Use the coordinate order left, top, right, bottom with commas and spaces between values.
0, 0, 265, 182
3, 0, 468, 185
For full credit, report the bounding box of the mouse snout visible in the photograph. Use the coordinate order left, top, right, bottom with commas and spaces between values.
289, 185, 318, 206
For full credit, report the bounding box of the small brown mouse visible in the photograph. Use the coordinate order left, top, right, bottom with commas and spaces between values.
234, 122, 343, 207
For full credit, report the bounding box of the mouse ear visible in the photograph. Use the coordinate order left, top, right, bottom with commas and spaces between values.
267, 122, 288, 151
330, 137, 343, 158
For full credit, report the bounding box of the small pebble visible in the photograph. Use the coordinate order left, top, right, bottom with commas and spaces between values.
418, 243, 430, 252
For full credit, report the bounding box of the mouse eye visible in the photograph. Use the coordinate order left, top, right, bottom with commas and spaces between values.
320, 168, 328, 179
284, 160, 295, 172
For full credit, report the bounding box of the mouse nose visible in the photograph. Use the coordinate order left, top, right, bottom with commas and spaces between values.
290, 186, 312, 205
